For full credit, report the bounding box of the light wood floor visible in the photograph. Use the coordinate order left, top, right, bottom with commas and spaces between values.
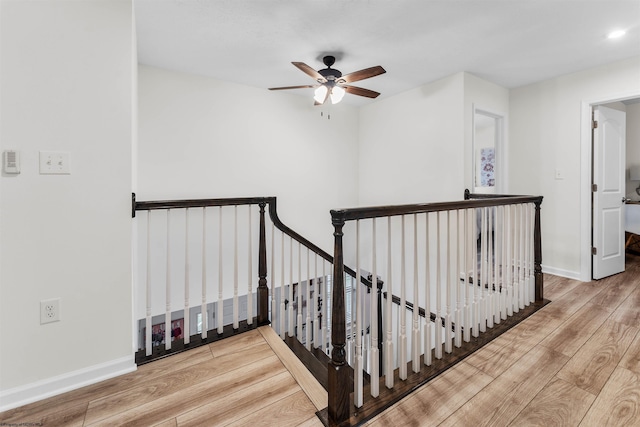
2, 254, 640, 426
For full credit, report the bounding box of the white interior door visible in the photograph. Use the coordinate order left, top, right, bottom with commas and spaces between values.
592, 105, 626, 279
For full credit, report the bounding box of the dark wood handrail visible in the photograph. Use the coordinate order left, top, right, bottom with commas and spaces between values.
464, 188, 526, 199
133, 194, 272, 216
330, 195, 543, 222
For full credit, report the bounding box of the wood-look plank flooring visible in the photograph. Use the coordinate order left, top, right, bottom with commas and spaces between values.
366, 252, 640, 427
0, 327, 325, 427
2, 253, 640, 426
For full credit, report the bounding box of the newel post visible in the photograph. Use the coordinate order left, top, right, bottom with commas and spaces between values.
328, 212, 350, 424
257, 201, 270, 326
534, 198, 543, 302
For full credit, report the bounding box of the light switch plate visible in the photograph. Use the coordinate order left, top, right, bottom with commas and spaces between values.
40, 151, 70, 174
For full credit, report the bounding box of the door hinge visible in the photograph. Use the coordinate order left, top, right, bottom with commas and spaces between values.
592, 120, 598, 129
592, 247, 597, 255
592, 184, 598, 192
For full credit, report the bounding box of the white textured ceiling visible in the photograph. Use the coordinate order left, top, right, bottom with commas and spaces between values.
135, 0, 640, 106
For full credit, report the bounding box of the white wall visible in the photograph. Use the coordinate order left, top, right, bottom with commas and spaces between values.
357, 72, 508, 207
137, 65, 360, 253
0, 0, 134, 409
510, 56, 640, 279
358, 73, 465, 206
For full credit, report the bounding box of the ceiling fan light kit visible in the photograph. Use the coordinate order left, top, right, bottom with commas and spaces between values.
269, 55, 385, 106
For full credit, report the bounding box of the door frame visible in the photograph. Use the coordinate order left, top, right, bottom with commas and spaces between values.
471, 104, 507, 194
580, 90, 640, 281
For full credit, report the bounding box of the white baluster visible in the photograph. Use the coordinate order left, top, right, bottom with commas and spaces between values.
322, 259, 328, 353
201, 208, 207, 340
355, 220, 364, 407
349, 269, 355, 366
218, 207, 224, 334
399, 215, 407, 380
424, 212, 432, 364
184, 208, 190, 345
288, 236, 294, 337
412, 213, 421, 372
507, 204, 514, 316
386, 216, 394, 387
233, 206, 239, 330
435, 212, 442, 359
528, 203, 535, 304
305, 248, 311, 350
513, 205, 519, 312
370, 218, 379, 397
297, 242, 303, 343
165, 210, 172, 351
500, 205, 508, 320
145, 211, 152, 356
463, 209, 471, 343
280, 231, 286, 339
522, 204, 528, 304
247, 206, 253, 325
271, 223, 276, 334
472, 208, 479, 338
520, 204, 526, 309
445, 211, 452, 353
493, 207, 500, 322
313, 252, 319, 349
486, 207, 494, 329
455, 209, 463, 348
479, 207, 487, 333
493, 206, 502, 324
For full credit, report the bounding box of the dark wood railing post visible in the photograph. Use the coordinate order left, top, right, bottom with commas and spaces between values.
257, 201, 270, 326
328, 212, 350, 424
534, 198, 543, 302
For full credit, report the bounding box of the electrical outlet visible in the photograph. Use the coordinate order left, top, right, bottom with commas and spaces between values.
40, 298, 61, 324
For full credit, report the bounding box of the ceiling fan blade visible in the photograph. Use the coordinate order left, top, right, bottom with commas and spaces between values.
268, 85, 316, 91
341, 66, 386, 84
292, 62, 325, 82
343, 85, 381, 99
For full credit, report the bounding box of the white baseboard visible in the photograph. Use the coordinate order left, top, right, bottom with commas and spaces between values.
0, 355, 136, 412
541, 264, 583, 281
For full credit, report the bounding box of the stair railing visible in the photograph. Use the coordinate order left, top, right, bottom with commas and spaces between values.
326, 191, 543, 424
132, 195, 373, 366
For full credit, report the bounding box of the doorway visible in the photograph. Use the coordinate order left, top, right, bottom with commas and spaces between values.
472, 106, 505, 194
581, 95, 640, 281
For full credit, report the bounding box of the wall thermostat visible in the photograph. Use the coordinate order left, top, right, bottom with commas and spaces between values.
3, 150, 20, 174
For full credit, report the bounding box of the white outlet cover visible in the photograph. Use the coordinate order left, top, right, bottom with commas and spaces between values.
39, 151, 70, 174
40, 298, 61, 324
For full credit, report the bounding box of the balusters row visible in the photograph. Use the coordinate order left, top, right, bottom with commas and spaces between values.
350, 204, 536, 406
137, 201, 353, 360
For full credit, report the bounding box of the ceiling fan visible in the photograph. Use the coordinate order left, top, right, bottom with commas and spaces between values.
268, 55, 386, 105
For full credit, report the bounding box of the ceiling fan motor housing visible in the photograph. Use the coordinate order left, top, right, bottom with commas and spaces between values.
318, 55, 342, 82
319, 68, 342, 82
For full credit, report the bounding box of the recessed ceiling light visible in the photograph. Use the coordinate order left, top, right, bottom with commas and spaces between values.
608, 30, 626, 39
